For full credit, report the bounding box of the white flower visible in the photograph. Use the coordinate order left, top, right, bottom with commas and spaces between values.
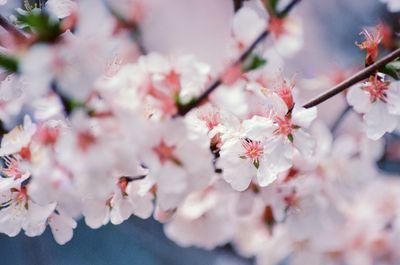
0, 115, 36, 157
140, 53, 210, 105
140, 119, 213, 210
266, 96, 317, 160
218, 115, 278, 191
164, 189, 235, 249
0, 185, 56, 237
82, 177, 153, 228
347, 77, 399, 140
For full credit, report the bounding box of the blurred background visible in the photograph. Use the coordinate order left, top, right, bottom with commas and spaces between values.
0, 0, 399, 264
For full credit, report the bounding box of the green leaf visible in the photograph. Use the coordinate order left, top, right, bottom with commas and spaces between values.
287, 134, 294, 143
0, 53, 19, 73
242, 53, 267, 73
381, 61, 400, 80
17, 10, 62, 43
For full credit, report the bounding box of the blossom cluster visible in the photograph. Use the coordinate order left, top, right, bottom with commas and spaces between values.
0, 0, 399, 265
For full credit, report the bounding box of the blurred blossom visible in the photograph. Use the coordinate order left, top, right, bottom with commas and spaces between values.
0, 0, 398, 265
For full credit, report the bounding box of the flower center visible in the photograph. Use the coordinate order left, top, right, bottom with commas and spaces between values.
197, 109, 221, 130
274, 116, 293, 136
269, 17, 286, 38
153, 140, 181, 165
77, 131, 96, 152
37, 126, 60, 146
241, 138, 263, 162
2, 156, 23, 179
19, 146, 31, 160
363, 77, 389, 102
165, 70, 181, 94
15, 186, 28, 205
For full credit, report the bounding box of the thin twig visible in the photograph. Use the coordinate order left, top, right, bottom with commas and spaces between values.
302, 48, 400, 109
0, 14, 27, 41
177, 0, 302, 116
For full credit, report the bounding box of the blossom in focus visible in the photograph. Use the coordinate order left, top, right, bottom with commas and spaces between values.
347, 75, 400, 140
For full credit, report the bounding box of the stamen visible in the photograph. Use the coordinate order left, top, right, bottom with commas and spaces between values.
241, 138, 263, 163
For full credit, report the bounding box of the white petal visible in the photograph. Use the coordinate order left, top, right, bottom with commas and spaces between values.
219, 138, 255, 191
235, 190, 255, 216
127, 183, 154, 219
24, 202, 56, 237
140, 53, 171, 74
293, 129, 315, 157
233, 7, 266, 45
292, 106, 317, 128
260, 137, 293, 172
82, 199, 109, 229
387, 82, 400, 115
273, 17, 304, 57
257, 163, 279, 187
157, 163, 187, 194
0, 215, 22, 237
49, 212, 77, 245
346, 85, 371, 113
242, 115, 274, 141
131, 194, 154, 219
110, 197, 133, 225
223, 159, 254, 191
364, 102, 397, 140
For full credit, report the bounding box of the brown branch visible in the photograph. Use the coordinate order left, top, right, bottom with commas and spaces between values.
177, 0, 302, 116
302, 47, 400, 109
0, 14, 27, 41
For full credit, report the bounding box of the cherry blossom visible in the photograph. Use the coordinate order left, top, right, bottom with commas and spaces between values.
0, 115, 36, 157
164, 187, 236, 249
347, 75, 400, 140
140, 119, 213, 210
0, 0, 399, 262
